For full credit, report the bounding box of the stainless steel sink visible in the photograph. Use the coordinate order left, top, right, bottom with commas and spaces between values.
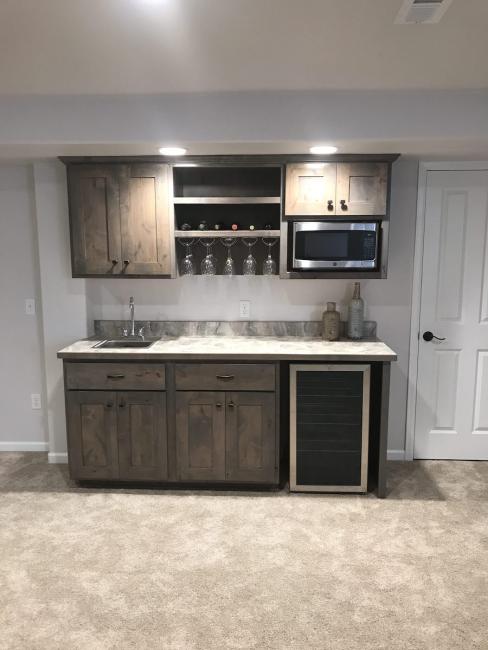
93, 340, 155, 349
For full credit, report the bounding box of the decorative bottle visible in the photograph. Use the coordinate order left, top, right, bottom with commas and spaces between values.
347, 282, 364, 340
322, 302, 340, 341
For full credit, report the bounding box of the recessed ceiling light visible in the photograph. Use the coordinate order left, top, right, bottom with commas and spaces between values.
158, 147, 187, 156
309, 145, 338, 155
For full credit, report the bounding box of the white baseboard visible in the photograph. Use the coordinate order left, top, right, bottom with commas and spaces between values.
0, 441, 49, 452
387, 449, 407, 461
48, 452, 68, 464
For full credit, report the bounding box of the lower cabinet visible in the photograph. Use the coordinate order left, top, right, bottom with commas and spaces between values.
64, 360, 279, 486
176, 391, 277, 483
66, 390, 167, 481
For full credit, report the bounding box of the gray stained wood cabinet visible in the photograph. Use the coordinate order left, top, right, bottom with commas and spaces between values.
285, 162, 388, 216
68, 163, 172, 277
64, 360, 279, 486
66, 390, 167, 481
175, 390, 276, 483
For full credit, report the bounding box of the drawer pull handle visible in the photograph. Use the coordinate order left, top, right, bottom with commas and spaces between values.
107, 374, 125, 380
216, 374, 235, 381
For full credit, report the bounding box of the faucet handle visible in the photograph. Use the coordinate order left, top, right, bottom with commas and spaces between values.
122, 328, 128, 338
138, 327, 145, 341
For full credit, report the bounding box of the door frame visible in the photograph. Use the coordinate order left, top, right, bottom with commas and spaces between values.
405, 161, 488, 461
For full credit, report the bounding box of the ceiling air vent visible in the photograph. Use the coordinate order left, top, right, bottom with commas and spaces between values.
395, 0, 454, 24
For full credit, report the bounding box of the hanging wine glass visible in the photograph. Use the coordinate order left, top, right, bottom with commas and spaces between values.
262, 237, 278, 275
200, 238, 217, 275
221, 237, 237, 276
178, 238, 195, 276
242, 238, 258, 275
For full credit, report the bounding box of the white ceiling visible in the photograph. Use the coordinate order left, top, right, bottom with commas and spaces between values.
0, 0, 487, 95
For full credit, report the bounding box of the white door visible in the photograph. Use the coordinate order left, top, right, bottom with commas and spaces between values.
415, 170, 488, 460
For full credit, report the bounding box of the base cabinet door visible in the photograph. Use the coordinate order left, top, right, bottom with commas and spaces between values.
226, 392, 276, 483
117, 392, 168, 481
66, 391, 119, 480
176, 392, 226, 481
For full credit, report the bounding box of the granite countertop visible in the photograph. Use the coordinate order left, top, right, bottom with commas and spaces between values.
57, 336, 397, 361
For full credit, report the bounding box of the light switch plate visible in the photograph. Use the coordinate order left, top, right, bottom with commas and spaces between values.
239, 300, 251, 319
25, 299, 36, 315
31, 394, 42, 410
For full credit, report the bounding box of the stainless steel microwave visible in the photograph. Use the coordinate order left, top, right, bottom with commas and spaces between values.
292, 221, 379, 270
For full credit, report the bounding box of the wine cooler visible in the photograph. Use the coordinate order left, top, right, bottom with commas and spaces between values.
290, 364, 370, 492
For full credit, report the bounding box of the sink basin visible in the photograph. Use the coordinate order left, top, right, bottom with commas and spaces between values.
93, 340, 155, 349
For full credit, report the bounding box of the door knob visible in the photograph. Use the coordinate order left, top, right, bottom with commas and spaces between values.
423, 331, 446, 342
327, 200, 334, 211
340, 200, 348, 211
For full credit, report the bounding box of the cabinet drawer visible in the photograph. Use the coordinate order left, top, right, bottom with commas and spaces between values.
65, 362, 165, 390
175, 363, 275, 391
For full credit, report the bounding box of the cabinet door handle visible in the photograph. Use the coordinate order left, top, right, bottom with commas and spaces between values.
340, 199, 348, 211
216, 402, 223, 408
327, 200, 334, 211
111, 259, 118, 265
216, 374, 235, 381
107, 374, 125, 380
227, 401, 236, 408
119, 400, 126, 408
106, 401, 113, 409
123, 260, 130, 266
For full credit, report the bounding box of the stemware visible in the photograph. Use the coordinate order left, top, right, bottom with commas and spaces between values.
200, 238, 217, 275
178, 238, 195, 276
242, 238, 258, 275
262, 237, 278, 275
221, 238, 237, 276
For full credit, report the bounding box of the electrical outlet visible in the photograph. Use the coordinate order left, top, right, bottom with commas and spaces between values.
25, 299, 36, 315
239, 300, 251, 319
31, 394, 42, 410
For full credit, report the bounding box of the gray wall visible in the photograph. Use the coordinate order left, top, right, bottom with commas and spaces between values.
0, 165, 46, 450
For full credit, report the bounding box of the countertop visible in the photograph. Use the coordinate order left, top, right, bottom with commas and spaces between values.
58, 336, 397, 362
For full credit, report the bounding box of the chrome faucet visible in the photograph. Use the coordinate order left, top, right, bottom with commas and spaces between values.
129, 296, 135, 337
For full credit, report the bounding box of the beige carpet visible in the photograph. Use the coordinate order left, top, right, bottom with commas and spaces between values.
0, 454, 487, 650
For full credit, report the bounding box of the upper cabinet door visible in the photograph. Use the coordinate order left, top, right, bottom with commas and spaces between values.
68, 165, 122, 276
285, 163, 337, 216
336, 162, 388, 216
119, 164, 172, 276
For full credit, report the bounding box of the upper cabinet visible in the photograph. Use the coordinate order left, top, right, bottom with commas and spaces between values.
67, 163, 172, 277
285, 163, 336, 216
285, 162, 388, 217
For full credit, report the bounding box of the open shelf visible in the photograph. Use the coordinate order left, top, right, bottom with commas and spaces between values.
173, 196, 280, 205
175, 230, 280, 239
